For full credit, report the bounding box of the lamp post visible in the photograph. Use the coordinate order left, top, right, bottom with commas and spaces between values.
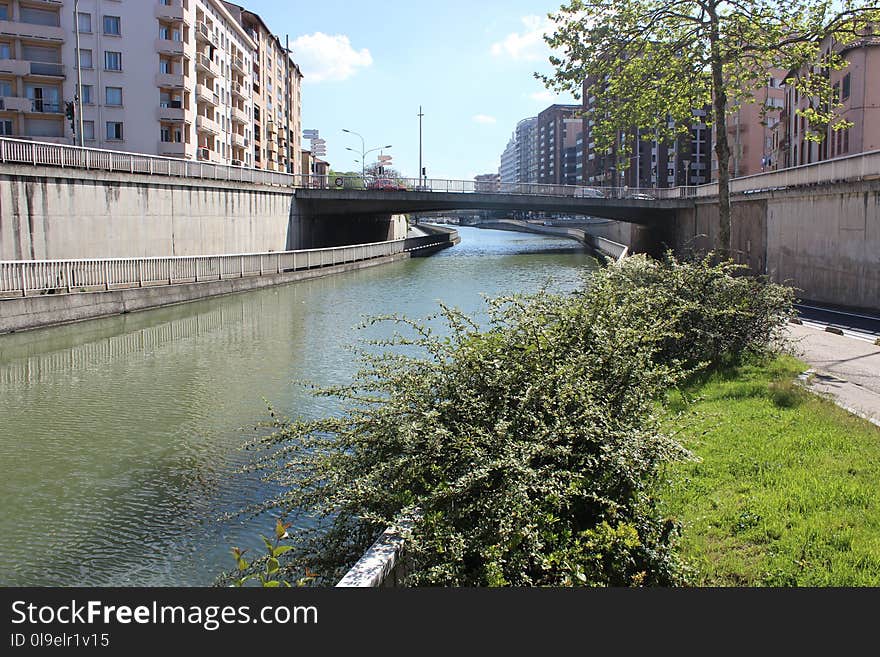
418, 105, 424, 186
344, 141, 392, 178
342, 128, 365, 177
73, 0, 84, 146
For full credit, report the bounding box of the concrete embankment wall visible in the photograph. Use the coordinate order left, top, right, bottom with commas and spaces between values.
0, 165, 297, 260
671, 182, 880, 310
479, 220, 627, 260
0, 253, 408, 334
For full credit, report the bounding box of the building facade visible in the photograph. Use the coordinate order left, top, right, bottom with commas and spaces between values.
536, 104, 580, 185
0, 0, 68, 143
0, 1, 301, 171
498, 134, 516, 184
474, 172, 500, 192
776, 34, 880, 169
224, 2, 302, 174
514, 116, 538, 183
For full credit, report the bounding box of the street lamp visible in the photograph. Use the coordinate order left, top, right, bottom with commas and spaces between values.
343, 136, 392, 178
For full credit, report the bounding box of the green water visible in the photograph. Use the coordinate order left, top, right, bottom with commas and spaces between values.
0, 226, 597, 586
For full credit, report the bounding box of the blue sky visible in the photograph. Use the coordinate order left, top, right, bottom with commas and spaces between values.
241, 0, 578, 180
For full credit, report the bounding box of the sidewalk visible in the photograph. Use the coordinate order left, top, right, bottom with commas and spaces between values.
785, 324, 880, 427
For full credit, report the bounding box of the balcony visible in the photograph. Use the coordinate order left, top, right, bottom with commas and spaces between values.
0, 19, 65, 43
27, 99, 62, 114
158, 102, 185, 122
158, 140, 186, 157
230, 106, 248, 125
195, 22, 217, 47
231, 132, 246, 148
0, 96, 32, 111
197, 146, 215, 161
155, 72, 185, 88
27, 61, 65, 77
0, 59, 29, 76
155, 3, 186, 22
196, 114, 218, 135
155, 38, 184, 56
266, 140, 277, 154
232, 56, 245, 75
196, 53, 217, 77
230, 81, 246, 99
196, 83, 218, 107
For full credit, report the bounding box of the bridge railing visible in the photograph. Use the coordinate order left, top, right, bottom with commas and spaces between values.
0, 239, 405, 298
1, 136, 877, 199
0, 136, 295, 187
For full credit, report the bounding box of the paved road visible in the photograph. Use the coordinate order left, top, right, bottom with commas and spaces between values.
794, 303, 880, 342
786, 323, 880, 427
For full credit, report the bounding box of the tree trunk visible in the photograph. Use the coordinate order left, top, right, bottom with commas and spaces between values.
709, 8, 731, 258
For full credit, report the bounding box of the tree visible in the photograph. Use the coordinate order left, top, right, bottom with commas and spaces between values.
540, 1, 880, 255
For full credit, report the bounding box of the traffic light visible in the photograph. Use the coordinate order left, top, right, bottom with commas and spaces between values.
65, 101, 75, 134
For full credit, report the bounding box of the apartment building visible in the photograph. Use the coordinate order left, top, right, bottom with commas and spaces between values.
474, 173, 500, 192
0, 0, 68, 143
536, 104, 580, 185
776, 33, 880, 169
224, 2, 302, 174
515, 117, 537, 183
498, 134, 516, 184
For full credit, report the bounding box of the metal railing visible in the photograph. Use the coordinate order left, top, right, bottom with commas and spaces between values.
0, 136, 294, 186
0, 137, 876, 200
0, 239, 406, 298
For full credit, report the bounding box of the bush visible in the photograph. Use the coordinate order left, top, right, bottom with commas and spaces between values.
243, 254, 794, 586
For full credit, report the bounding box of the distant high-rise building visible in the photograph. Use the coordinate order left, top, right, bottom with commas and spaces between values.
515, 116, 538, 183
474, 172, 500, 192
499, 134, 516, 184
536, 104, 581, 185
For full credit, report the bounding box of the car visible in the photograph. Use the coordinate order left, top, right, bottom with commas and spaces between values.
368, 177, 406, 191
575, 187, 606, 198
626, 192, 655, 200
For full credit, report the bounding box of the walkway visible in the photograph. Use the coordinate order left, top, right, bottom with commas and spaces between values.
786, 323, 880, 427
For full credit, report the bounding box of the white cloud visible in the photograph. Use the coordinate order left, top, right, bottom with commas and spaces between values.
472, 114, 497, 124
290, 33, 373, 83
490, 16, 553, 62
529, 90, 554, 102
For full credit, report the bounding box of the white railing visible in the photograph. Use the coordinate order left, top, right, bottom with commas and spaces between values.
0, 239, 406, 298
0, 137, 877, 200
0, 137, 293, 186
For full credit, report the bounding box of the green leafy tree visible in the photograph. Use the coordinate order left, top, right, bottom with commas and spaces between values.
540, 0, 880, 255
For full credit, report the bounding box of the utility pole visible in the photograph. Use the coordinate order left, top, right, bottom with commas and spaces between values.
73, 0, 84, 146
418, 105, 424, 186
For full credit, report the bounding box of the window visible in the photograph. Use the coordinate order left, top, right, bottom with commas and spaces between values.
105, 86, 122, 106
103, 16, 121, 36
0, 5, 7, 21
80, 84, 92, 104
82, 120, 95, 141
79, 49, 93, 69
104, 51, 122, 71
0, 80, 10, 96
842, 73, 851, 101
77, 12, 92, 33
106, 121, 123, 140
0, 43, 10, 60
0, 119, 11, 135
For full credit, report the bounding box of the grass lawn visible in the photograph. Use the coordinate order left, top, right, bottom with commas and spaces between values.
657, 354, 880, 586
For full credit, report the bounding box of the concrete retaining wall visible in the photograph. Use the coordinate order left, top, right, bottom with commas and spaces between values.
670, 182, 880, 310
0, 253, 407, 334
0, 165, 297, 260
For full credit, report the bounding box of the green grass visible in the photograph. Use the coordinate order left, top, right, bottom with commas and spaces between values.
657, 354, 880, 586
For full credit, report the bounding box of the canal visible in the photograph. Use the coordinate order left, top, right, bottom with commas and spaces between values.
0, 226, 597, 586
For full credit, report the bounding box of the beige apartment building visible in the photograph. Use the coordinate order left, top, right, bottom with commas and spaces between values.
0, 0, 68, 143
224, 2, 302, 174
0, 1, 302, 171
721, 70, 787, 178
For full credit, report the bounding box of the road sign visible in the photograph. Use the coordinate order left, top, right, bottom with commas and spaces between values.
303, 129, 319, 139
377, 155, 393, 162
